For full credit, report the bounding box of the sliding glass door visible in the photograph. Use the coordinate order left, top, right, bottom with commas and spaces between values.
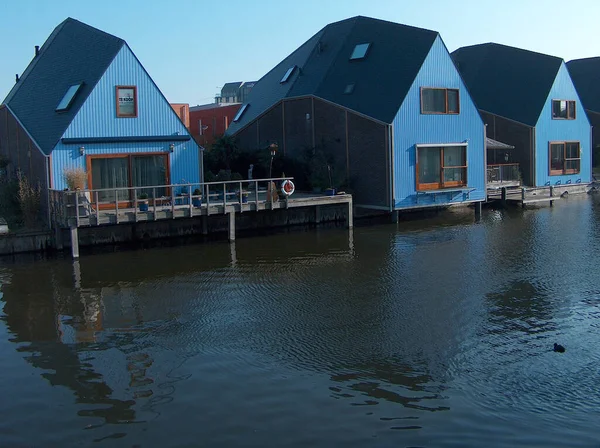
90, 157, 129, 202
88, 153, 169, 204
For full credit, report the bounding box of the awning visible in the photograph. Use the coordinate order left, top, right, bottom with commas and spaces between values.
486, 137, 515, 150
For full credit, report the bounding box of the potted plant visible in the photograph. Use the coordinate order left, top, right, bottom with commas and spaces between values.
192, 188, 202, 207
138, 192, 149, 212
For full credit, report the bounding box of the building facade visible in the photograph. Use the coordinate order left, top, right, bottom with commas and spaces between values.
189, 103, 241, 147
0, 18, 201, 219
453, 44, 591, 187
227, 16, 486, 213
215, 81, 256, 105
567, 57, 600, 168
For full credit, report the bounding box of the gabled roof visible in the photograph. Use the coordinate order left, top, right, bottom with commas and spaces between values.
227, 16, 439, 134
2, 18, 125, 154
452, 43, 563, 126
567, 57, 600, 113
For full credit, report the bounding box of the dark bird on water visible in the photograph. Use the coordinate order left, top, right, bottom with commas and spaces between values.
554, 343, 566, 353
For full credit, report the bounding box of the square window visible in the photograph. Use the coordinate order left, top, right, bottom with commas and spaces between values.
350, 43, 371, 60
116, 86, 137, 117
552, 100, 576, 119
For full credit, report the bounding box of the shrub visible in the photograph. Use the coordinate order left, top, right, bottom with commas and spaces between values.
138, 192, 149, 200
63, 167, 87, 190
17, 172, 41, 228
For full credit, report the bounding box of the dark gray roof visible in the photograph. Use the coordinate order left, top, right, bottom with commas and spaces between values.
567, 57, 600, 113
227, 16, 438, 134
2, 18, 124, 154
452, 43, 563, 126
486, 137, 514, 150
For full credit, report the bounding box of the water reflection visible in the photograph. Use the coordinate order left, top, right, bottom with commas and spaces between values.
1, 199, 600, 446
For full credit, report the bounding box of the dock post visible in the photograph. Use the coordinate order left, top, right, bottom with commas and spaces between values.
315, 205, 321, 225
202, 215, 208, 235
391, 210, 399, 223
347, 198, 354, 229
501, 187, 507, 207
521, 188, 526, 208
228, 210, 236, 242
70, 225, 79, 259
475, 201, 482, 221
550, 186, 554, 207
54, 225, 64, 251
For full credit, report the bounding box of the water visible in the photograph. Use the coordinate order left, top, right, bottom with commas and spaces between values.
1, 197, 600, 447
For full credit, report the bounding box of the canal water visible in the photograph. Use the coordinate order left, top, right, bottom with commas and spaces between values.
1, 197, 600, 447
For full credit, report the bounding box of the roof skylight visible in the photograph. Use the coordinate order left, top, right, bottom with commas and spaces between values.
233, 104, 249, 122
344, 83, 355, 94
56, 83, 83, 112
280, 66, 296, 83
350, 43, 371, 60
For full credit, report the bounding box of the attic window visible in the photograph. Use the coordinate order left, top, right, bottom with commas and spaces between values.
281, 66, 296, 83
56, 83, 83, 112
350, 43, 371, 60
344, 83, 355, 94
233, 104, 249, 122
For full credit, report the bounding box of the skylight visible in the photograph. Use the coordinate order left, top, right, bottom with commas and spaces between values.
233, 104, 249, 122
56, 83, 83, 112
350, 43, 371, 60
280, 66, 296, 83
344, 83, 355, 94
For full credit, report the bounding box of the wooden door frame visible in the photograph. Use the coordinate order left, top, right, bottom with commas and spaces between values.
86, 152, 171, 209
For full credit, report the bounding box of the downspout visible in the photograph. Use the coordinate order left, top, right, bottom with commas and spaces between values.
484, 123, 488, 198
45, 154, 51, 227
389, 124, 395, 212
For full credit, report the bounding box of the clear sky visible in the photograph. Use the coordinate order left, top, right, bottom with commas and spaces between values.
1, 0, 598, 106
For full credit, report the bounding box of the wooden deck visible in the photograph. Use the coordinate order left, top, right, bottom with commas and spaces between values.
66, 192, 352, 227
487, 183, 591, 207
49, 178, 353, 258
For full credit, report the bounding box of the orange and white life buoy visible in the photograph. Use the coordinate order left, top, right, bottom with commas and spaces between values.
281, 179, 295, 196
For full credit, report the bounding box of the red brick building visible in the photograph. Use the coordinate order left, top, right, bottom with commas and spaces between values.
170, 103, 190, 129
189, 103, 241, 147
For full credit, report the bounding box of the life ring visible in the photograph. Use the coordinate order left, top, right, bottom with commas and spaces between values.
281, 179, 295, 196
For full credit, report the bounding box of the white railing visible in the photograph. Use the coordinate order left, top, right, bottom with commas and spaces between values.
49, 177, 293, 228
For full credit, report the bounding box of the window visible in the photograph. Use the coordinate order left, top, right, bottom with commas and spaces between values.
116, 86, 137, 117
552, 100, 576, 119
416, 145, 467, 190
56, 83, 83, 112
350, 43, 371, 60
281, 66, 296, 83
233, 104, 248, 122
549, 142, 580, 175
421, 88, 460, 114
344, 83, 355, 94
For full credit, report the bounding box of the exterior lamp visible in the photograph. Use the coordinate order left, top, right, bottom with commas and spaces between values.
78, 146, 85, 156
169, 143, 175, 153
269, 143, 278, 179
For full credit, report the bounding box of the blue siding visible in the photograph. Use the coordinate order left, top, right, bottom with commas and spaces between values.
51, 45, 200, 189
392, 36, 486, 209
534, 62, 591, 186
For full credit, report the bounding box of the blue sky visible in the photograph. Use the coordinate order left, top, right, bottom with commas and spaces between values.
1, 0, 598, 106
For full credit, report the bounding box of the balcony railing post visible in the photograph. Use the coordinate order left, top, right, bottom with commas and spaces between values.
153, 188, 157, 220
75, 191, 80, 227
255, 180, 259, 208
115, 189, 119, 224
189, 184, 193, 217
95, 191, 99, 226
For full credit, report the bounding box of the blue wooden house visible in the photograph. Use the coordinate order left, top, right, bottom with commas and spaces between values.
567, 57, 600, 168
452, 44, 592, 188
226, 16, 486, 215
0, 18, 201, 217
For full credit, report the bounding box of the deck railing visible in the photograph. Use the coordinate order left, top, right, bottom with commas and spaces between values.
487, 163, 520, 184
49, 177, 293, 228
